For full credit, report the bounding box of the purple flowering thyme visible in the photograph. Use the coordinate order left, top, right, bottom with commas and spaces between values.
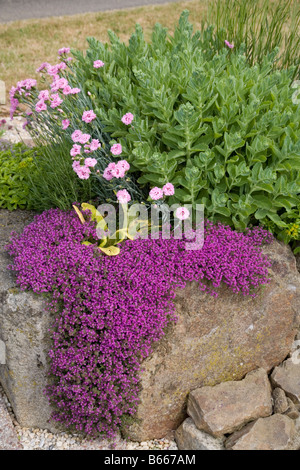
6, 210, 273, 436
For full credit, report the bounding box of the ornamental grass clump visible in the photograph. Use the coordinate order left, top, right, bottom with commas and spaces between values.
7, 210, 272, 436
209, 0, 300, 78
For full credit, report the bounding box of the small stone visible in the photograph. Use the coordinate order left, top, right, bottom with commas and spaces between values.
284, 398, 300, 420
168, 442, 178, 450
39, 438, 45, 447
225, 414, 296, 451
273, 388, 289, 414
271, 359, 300, 404
187, 368, 272, 437
175, 418, 225, 450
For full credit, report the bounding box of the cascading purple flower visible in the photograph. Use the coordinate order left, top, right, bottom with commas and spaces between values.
6, 210, 273, 437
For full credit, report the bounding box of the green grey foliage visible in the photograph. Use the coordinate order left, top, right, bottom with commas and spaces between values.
71, 11, 300, 240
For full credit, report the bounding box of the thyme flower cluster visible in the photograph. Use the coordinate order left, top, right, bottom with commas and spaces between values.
7, 210, 273, 436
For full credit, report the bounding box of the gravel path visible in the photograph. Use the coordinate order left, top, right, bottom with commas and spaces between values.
0, 384, 177, 451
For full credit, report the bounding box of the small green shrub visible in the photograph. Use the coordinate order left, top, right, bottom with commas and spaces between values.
70, 11, 300, 241
0, 142, 36, 210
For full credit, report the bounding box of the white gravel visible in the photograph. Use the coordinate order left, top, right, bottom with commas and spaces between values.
0, 384, 177, 451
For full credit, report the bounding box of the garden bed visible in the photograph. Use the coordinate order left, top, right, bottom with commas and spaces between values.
1, 208, 300, 442
0, 1, 300, 450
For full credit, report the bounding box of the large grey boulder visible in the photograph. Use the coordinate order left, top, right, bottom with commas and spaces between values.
0, 210, 60, 432
0, 278, 60, 431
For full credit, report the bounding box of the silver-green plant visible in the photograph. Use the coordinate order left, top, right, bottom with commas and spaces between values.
70, 11, 300, 242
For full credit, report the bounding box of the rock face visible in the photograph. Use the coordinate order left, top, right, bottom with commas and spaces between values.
0, 210, 60, 432
225, 415, 297, 451
175, 418, 224, 450
0, 256, 60, 431
0, 211, 300, 439
271, 359, 300, 404
187, 369, 272, 437
125, 241, 300, 440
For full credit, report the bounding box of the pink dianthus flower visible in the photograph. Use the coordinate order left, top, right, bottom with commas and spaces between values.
72, 160, 81, 170
90, 139, 101, 151
82, 110, 96, 123
58, 47, 70, 55
149, 187, 164, 201
36, 62, 50, 73
57, 62, 67, 71
35, 99, 47, 113
70, 88, 81, 94
175, 207, 190, 220
116, 160, 130, 172
76, 166, 91, 180
71, 130, 82, 142
110, 143, 122, 155
116, 189, 131, 204
62, 86, 72, 95
47, 65, 60, 76
38, 90, 50, 101
51, 78, 68, 91
225, 40, 234, 49
50, 93, 63, 108
93, 60, 105, 68
85, 158, 97, 168
103, 162, 116, 181
162, 183, 175, 196
78, 133, 91, 145
70, 144, 81, 157
111, 166, 125, 179
121, 113, 134, 125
